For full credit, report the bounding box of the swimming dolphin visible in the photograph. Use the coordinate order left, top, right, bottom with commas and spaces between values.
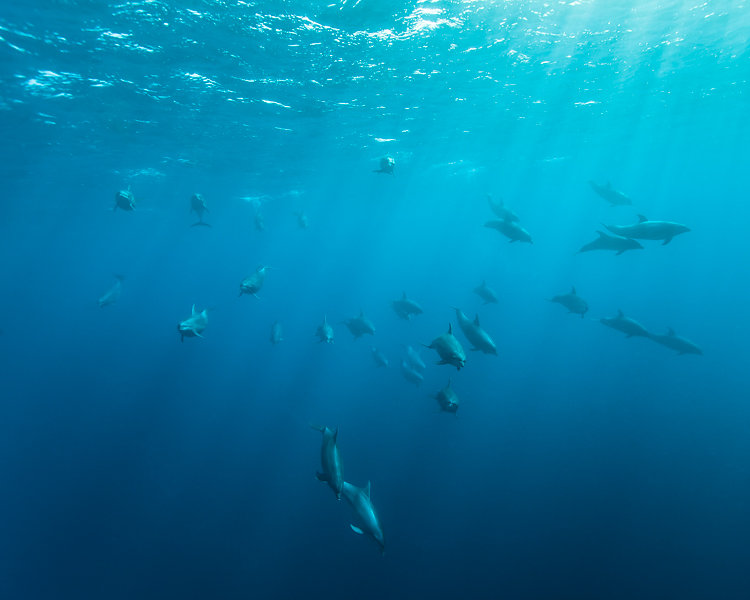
403, 345, 426, 373
578, 231, 644, 255
550, 287, 588, 318
315, 315, 334, 344
239, 265, 270, 298
270, 320, 283, 345
648, 328, 703, 355
98, 274, 124, 308
371, 347, 389, 368
600, 309, 650, 338
425, 324, 466, 370
344, 311, 376, 340
310, 424, 344, 500
400, 360, 424, 386
177, 304, 208, 342
113, 188, 135, 211
434, 379, 459, 414
604, 215, 690, 245
486, 194, 519, 222
485, 219, 533, 244
588, 181, 632, 206
392, 292, 424, 321
373, 156, 395, 175
474, 280, 499, 305
254, 211, 265, 231
341, 481, 385, 554
190, 193, 211, 227
295, 210, 308, 229
452, 307, 498, 355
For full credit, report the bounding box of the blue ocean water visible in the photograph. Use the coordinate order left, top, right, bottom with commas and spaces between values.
1, 1, 749, 598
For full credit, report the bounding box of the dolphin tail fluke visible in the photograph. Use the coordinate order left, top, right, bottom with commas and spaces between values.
350, 524, 364, 535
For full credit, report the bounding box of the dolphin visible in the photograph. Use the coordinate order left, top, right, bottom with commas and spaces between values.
295, 210, 309, 229
550, 286, 588, 318
474, 280, 499, 305
254, 211, 265, 232
315, 315, 334, 344
452, 307, 498, 355
392, 292, 424, 321
373, 156, 395, 175
578, 231, 644, 255
604, 215, 690, 245
177, 304, 208, 342
98, 275, 124, 308
371, 347, 389, 368
310, 424, 344, 500
588, 180, 632, 206
113, 188, 135, 211
341, 481, 385, 554
648, 328, 703, 355
434, 379, 459, 414
425, 324, 466, 370
485, 219, 533, 244
400, 360, 424, 387
344, 311, 376, 340
270, 320, 284, 345
403, 345, 426, 373
600, 309, 650, 338
486, 194, 519, 222
190, 193, 211, 227
240, 265, 270, 298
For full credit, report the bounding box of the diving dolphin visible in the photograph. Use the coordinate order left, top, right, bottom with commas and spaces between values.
474, 280, 499, 305
177, 304, 208, 342
648, 328, 703, 355
486, 194, 519, 222
588, 181, 632, 206
295, 210, 309, 229
310, 424, 344, 500
374, 156, 395, 175
341, 480, 385, 554
604, 215, 690, 245
434, 379, 460, 414
371, 347, 389, 368
600, 309, 650, 338
344, 311, 376, 340
190, 193, 211, 227
113, 188, 135, 211
315, 315, 334, 344
400, 360, 424, 387
453, 307, 498, 355
578, 231, 644, 255
403, 345, 426, 373
98, 275, 124, 308
485, 219, 533, 244
240, 265, 270, 298
392, 292, 424, 321
425, 324, 467, 370
270, 320, 283, 345
550, 287, 588, 318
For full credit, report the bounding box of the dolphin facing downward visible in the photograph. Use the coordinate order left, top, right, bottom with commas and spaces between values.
190, 193, 211, 227
240, 265, 270, 298
425, 324, 466, 370
177, 305, 208, 342
315, 315, 334, 344
310, 424, 344, 500
341, 480, 385, 554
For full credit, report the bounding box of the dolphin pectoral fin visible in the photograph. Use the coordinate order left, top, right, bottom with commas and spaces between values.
662, 237, 673, 245
195, 332, 204, 338
350, 525, 364, 535
616, 249, 625, 255
315, 471, 330, 483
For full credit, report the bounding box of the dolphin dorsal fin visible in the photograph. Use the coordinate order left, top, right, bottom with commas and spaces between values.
474, 314, 480, 327
605, 181, 612, 189
571, 286, 577, 295
359, 309, 364, 318
364, 481, 371, 498
637, 214, 648, 223
667, 327, 675, 337
402, 291, 407, 299
617, 309, 624, 317
447, 323, 452, 335
191, 304, 197, 316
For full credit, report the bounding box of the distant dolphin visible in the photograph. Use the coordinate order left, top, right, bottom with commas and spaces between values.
315, 315, 334, 344
452, 307, 497, 355
371, 347, 389, 368
473, 280, 499, 305
648, 328, 703, 355
240, 265, 270, 298
486, 194, 519, 222
392, 292, 424, 321
344, 311, 376, 340
295, 210, 309, 229
373, 157, 395, 175
270, 320, 283, 345
400, 360, 424, 387
254, 211, 265, 231
434, 379, 459, 414
190, 193, 211, 227
588, 181, 632, 206
403, 345, 426, 373
113, 188, 135, 211
485, 219, 533, 244
600, 309, 650, 338
341, 480, 385, 554
550, 286, 588, 318
425, 324, 466, 370
578, 231, 644, 255
98, 275, 124, 308
310, 424, 344, 500
604, 215, 690, 245
177, 304, 208, 342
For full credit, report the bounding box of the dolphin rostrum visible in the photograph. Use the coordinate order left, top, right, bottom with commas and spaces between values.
310, 424, 344, 499
425, 324, 466, 370
648, 328, 703, 355
588, 181, 632, 206
604, 215, 690, 246
190, 193, 211, 227
344, 311, 376, 340
315, 315, 334, 344
550, 286, 588, 318
341, 480, 385, 554
392, 292, 424, 321
600, 309, 650, 338
578, 231, 644, 255
473, 280, 499, 305
485, 219, 533, 244
239, 265, 270, 298
98, 275, 124, 308
177, 304, 208, 342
